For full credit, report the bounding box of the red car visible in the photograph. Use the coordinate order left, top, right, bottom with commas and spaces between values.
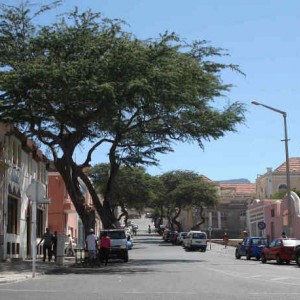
261, 238, 300, 264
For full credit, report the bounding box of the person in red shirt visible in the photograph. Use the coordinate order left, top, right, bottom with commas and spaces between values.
100, 232, 111, 266
223, 233, 229, 248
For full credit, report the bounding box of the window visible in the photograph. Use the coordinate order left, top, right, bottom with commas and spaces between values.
37, 208, 44, 238
7, 196, 18, 234
278, 184, 287, 191
271, 209, 275, 217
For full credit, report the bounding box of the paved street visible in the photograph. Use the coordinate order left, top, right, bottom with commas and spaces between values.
1, 219, 300, 299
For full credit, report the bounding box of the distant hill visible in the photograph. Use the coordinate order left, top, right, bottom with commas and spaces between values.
217, 178, 251, 183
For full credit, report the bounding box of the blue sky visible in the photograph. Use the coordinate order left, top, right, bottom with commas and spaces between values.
4, 0, 300, 183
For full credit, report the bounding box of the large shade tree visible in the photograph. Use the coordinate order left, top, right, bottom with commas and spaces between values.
0, 1, 245, 231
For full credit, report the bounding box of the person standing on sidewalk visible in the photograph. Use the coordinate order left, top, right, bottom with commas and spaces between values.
38, 228, 53, 262
100, 231, 111, 266
51, 231, 57, 261
86, 228, 97, 264
66, 234, 75, 256
223, 233, 229, 248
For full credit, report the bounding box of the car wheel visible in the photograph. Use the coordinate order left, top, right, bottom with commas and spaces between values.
123, 251, 129, 262
276, 254, 282, 265
246, 252, 251, 260
235, 250, 241, 259
285, 260, 290, 264
261, 254, 267, 264
296, 255, 300, 267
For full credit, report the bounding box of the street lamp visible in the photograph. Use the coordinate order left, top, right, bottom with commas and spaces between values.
251, 101, 292, 237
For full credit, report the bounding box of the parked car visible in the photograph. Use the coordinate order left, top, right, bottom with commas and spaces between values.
183, 231, 207, 252
235, 236, 268, 260
163, 230, 178, 243
261, 238, 300, 264
294, 244, 300, 267
157, 225, 165, 236
176, 232, 188, 245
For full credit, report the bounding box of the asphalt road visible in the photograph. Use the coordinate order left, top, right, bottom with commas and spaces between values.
1, 219, 300, 299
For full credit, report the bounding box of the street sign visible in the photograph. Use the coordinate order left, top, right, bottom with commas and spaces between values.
26, 181, 46, 200
208, 226, 212, 232
258, 221, 266, 230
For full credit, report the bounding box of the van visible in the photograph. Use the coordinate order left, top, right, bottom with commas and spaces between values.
183, 231, 207, 252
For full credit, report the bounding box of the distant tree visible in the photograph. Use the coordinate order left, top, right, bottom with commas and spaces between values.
271, 189, 300, 199
89, 164, 161, 224
160, 171, 218, 231
189, 177, 219, 230
0, 2, 245, 231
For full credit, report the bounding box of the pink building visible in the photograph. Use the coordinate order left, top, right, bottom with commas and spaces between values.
48, 170, 78, 243
247, 192, 300, 240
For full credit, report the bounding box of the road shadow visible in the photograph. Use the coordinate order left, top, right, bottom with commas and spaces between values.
45, 257, 204, 275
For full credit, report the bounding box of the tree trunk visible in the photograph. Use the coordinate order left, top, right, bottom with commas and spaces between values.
54, 155, 115, 232
172, 206, 182, 232
191, 205, 205, 230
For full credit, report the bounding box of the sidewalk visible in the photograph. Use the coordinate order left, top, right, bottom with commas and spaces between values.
0, 258, 75, 284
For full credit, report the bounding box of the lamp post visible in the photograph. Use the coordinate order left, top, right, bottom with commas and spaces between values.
251, 101, 292, 237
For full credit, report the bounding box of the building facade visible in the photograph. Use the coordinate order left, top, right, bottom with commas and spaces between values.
179, 179, 256, 238
0, 123, 49, 261
256, 158, 300, 199
247, 191, 300, 240
48, 169, 102, 249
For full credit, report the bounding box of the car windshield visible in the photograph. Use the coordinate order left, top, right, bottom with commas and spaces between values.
252, 238, 268, 245
282, 239, 300, 247
104, 231, 126, 239
192, 233, 206, 239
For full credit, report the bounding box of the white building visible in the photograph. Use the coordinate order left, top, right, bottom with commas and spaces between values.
0, 123, 49, 261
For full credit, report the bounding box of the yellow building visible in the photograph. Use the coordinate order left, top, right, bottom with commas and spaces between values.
256, 157, 300, 199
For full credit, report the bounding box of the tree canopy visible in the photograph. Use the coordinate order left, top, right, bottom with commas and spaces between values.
159, 170, 218, 231
0, 1, 245, 230
88, 164, 161, 222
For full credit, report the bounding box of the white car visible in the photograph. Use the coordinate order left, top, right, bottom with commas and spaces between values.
183, 231, 207, 252
176, 232, 188, 245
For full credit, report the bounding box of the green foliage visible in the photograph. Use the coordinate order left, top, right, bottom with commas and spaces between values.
160, 170, 218, 209
0, 2, 245, 228
89, 163, 161, 210
271, 189, 300, 199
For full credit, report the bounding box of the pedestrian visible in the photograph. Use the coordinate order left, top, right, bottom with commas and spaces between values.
85, 228, 97, 264
67, 234, 74, 256
100, 231, 111, 266
132, 226, 137, 236
38, 228, 53, 262
51, 231, 57, 261
223, 232, 229, 248
282, 232, 287, 238
148, 224, 151, 234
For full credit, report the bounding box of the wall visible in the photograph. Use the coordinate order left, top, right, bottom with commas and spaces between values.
48, 172, 78, 243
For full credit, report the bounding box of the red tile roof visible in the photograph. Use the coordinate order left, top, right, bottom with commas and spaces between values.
274, 157, 300, 174
219, 183, 256, 195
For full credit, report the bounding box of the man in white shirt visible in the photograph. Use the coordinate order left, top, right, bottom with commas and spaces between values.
85, 228, 97, 262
